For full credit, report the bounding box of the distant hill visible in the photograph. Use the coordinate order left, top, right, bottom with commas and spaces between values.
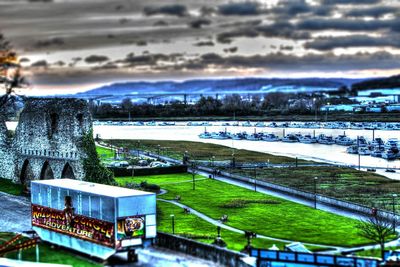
76, 77, 361, 98
351, 75, 400, 91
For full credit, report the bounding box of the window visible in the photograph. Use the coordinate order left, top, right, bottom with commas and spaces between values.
49, 113, 58, 137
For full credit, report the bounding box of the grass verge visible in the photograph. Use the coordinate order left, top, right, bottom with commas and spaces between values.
0, 178, 23, 196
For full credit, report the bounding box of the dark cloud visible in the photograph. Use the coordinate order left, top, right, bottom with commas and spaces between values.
143, 4, 187, 17
345, 6, 396, 18
216, 29, 259, 44
84, 55, 109, 64
312, 6, 333, 16
120, 53, 182, 66
200, 6, 216, 17
193, 41, 214, 46
177, 51, 400, 72
34, 37, 64, 48
304, 35, 400, 50
223, 47, 238, 53
271, 0, 332, 17
280, 45, 294, 51
153, 20, 168, 27
53, 60, 65, 67
256, 22, 310, 39
92, 62, 118, 71
135, 40, 147, 46
218, 2, 261, 16
220, 19, 262, 28
189, 19, 211, 29
274, 0, 311, 16
31, 60, 48, 68
321, 0, 381, 4
297, 18, 392, 31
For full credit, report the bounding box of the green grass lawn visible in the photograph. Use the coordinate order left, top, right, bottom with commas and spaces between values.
96, 146, 115, 160
0, 233, 100, 267
0, 178, 23, 196
157, 201, 291, 252
116, 174, 371, 247
235, 166, 400, 210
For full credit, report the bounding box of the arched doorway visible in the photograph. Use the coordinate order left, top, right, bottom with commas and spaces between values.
20, 159, 34, 189
61, 163, 75, 179
40, 161, 54, 180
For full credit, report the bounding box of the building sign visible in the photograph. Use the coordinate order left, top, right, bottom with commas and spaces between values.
31, 204, 115, 247
117, 216, 145, 240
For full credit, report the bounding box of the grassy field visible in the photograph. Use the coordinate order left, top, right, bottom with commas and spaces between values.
104, 140, 400, 211
117, 173, 372, 247
157, 201, 291, 252
0, 178, 23, 196
0, 233, 100, 267
235, 166, 400, 209
96, 146, 116, 165
107, 139, 311, 164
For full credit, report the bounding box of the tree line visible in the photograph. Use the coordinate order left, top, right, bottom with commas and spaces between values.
90, 93, 355, 119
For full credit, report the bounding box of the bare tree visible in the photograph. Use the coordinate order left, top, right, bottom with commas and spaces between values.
0, 33, 26, 114
190, 160, 199, 190
357, 212, 398, 259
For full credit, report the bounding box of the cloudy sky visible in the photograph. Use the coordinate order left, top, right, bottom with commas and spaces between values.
1, 0, 400, 95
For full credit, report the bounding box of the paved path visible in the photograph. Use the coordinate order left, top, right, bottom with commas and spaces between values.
0, 192, 31, 233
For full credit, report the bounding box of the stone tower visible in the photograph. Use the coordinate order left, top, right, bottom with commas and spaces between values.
0, 98, 92, 187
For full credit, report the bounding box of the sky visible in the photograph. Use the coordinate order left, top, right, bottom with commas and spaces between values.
1, 0, 400, 95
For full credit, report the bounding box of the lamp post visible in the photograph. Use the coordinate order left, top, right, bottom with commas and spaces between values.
314, 177, 318, 209
393, 194, 397, 233
183, 150, 188, 165
313, 98, 317, 122
136, 140, 140, 157
325, 102, 330, 122
357, 136, 361, 170
211, 155, 215, 178
157, 144, 160, 159
192, 162, 196, 191
254, 168, 257, 192
170, 214, 175, 234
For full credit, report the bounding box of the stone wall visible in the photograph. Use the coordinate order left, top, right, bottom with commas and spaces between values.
0, 98, 92, 185
156, 232, 252, 267
0, 119, 15, 180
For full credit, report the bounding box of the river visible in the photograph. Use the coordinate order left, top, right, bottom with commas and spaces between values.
6, 121, 400, 180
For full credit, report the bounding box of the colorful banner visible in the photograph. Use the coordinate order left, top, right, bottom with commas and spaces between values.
31, 204, 115, 248
117, 216, 145, 240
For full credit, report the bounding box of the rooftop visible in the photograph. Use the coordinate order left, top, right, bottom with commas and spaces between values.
32, 179, 154, 198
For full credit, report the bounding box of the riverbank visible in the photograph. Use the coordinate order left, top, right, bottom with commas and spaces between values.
93, 112, 400, 122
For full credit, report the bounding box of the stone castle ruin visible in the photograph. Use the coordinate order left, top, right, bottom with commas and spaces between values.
0, 98, 91, 187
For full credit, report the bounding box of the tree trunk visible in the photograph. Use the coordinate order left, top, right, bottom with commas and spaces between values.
381, 242, 385, 260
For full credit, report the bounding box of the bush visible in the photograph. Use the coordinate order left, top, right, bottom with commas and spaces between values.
82, 130, 115, 185
140, 181, 160, 193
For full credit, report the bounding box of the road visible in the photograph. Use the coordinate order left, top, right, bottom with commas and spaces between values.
0, 192, 31, 232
